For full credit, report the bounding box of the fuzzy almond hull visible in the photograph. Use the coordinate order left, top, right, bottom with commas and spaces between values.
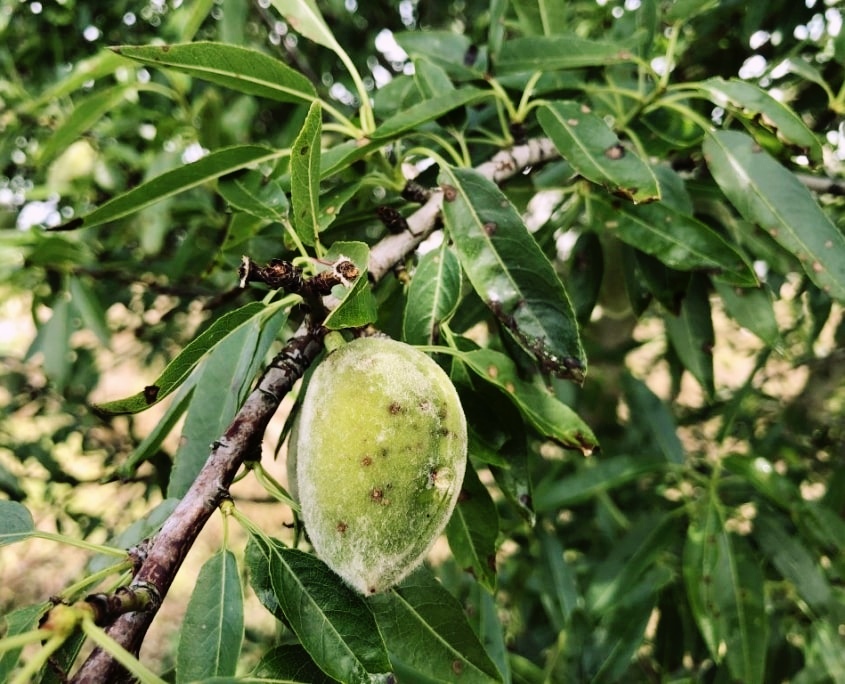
295, 336, 467, 594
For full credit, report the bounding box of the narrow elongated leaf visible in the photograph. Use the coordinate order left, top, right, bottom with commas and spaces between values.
69, 275, 111, 347
474, 586, 511, 683
19, 50, 123, 114
621, 374, 685, 465
249, 536, 392, 683
112, 42, 315, 103
753, 510, 832, 615
373, 88, 489, 140
291, 101, 322, 246
176, 550, 244, 682
40, 85, 131, 166
596, 197, 757, 285
591, 576, 664, 682
704, 130, 845, 302
567, 230, 603, 324
498, 35, 635, 72
270, 0, 342, 52
683, 495, 768, 684
54, 145, 284, 232
534, 454, 665, 512
536, 525, 579, 630
445, 463, 498, 592
538, 102, 659, 203
440, 166, 586, 382
95, 301, 266, 415
217, 170, 289, 223
403, 243, 462, 345
368, 568, 503, 683
698, 78, 822, 161
459, 348, 597, 454
168, 304, 286, 497
118, 384, 193, 477
322, 241, 377, 330
0, 501, 35, 546
664, 275, 715, 396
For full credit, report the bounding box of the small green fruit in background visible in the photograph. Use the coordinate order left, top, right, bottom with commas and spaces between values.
293, 336, 467, 594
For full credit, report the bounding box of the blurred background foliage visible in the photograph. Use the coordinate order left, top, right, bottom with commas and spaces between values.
2, 0, 845, 681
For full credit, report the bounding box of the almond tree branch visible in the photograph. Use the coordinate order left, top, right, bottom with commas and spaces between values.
70, 136, 559, 683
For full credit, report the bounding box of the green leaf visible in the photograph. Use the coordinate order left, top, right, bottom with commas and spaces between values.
533, 454, 665, 512
474, 585, 511, 683
291, 101, 322, 246
322, 241, 377, 330
0, 603, 50, 679
536, 525, 579, 630
567, 230, 603, 324
440, 166, 586, 382
269, 0, 343, 52
39, 85, 131, 167
697, 78, 822, 161
753, 510, 832, 616
244, 537, 285, 623
118, 385, 192, 477
683, 494, 768, 684
111, 42, 315, 103
19, 49, 125, 114
368, 567, 503, 683
590, 577, 663, 682
0, 501, 35, 546
713, 281, 784, 351
394, 31, 481, 80
373, 87, 490, 140
252, 644, 337, 683
176, 550, 244, 682
538, 101, 660, 204
28, 295, 72, 392
94, 301, 267, 415
217, 169, 289, 223
621, 374, 685, 465
596, 197, 757, 286
445, 463, 499, 592
68, 276, 111, 348
54, 145, 284, 232
251, 536, 393, 683
413, 56, 455, 98
664, 275, 715, 396
511, 0, 569, 36
665, 0, 719, 20
586, 514, 678, 616
402, 243, 462, 345
703, 130, 845, 303
490, 437, 535, 526
168, 304, 286, 498
458, 348, 597, 454
498, 36, 635, 73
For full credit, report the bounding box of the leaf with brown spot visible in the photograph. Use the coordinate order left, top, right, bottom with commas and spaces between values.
538, 101, 660, 204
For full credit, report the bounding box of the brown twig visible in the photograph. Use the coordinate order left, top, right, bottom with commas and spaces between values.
71, 321, 326, 683
70, 137, 561, 682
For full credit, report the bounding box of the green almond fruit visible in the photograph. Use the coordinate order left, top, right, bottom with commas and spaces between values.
294, 336, 467, 594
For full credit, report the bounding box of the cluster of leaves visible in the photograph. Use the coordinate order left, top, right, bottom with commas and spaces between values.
2, 0, 845, 682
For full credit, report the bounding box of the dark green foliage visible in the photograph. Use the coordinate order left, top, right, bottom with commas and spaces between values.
2, 1, 845, 682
